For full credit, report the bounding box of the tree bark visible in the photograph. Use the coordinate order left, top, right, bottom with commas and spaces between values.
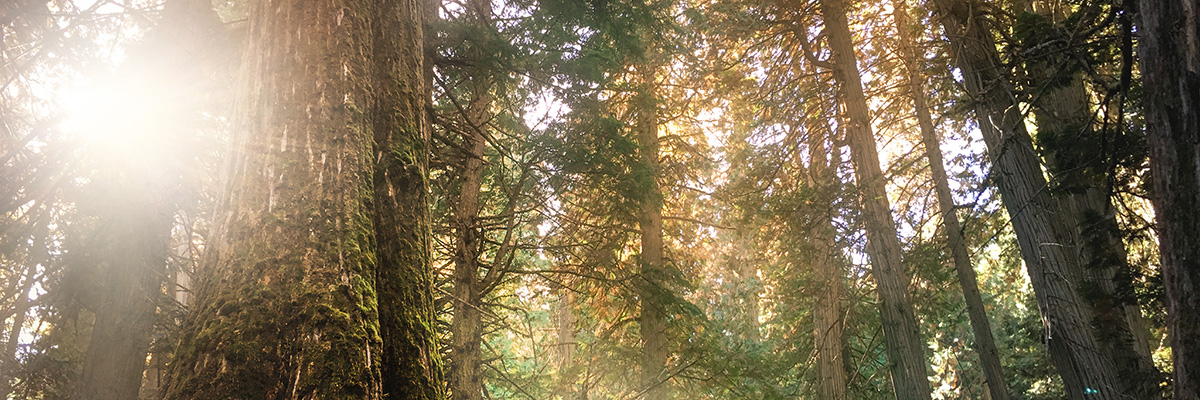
818, 0, 934, 397
1016, 6, 1161, 394
889, 2, 1010, 398
161, 0, 432, 396
636, 66, 669, 400
928, 0, 1132, 397
373, 0, 444, 395
1135, 0, 1200, 397
448, 0, 493, 398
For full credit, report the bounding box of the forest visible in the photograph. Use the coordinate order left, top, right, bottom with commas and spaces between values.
1, 0, 1198, 397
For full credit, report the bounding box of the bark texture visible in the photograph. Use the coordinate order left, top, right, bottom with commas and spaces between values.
819, 0, 934, 396
161, 0, 417, 396
1136, 0, 1200, 397
373, 0, 444, 395
890, 1, 1010, 398
929, 0, 1132, 397
1021, 6, 1160, 394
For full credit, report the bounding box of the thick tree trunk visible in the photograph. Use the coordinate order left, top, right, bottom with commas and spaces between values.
818, 0, 933, 397
889, 2, 1010, 398
1135, 0, 1200, 397
808, 126, 847, 400
929, 0, 1132, 397
373, 0, 444, 395
162, 0, 431, 396
448, 0, 493, 398
636, 67, 669, 400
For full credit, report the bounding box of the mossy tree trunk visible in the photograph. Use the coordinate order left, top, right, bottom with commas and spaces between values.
161, 0, 439, 396
1135, 0, 1200, 397
372, 0, 444, 396
889, 1, 1010, 398
818, 0, 934, 396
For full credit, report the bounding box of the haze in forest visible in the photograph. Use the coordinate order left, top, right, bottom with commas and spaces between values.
1, 0, 1198, 398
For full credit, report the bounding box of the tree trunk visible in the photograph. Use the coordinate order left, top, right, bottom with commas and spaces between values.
76, 210, 170, 400
808, 124, 848, 400
928, 0, 1131, 397
373, 0, 444, 395
161, 0, 432, 396
818, 0, 934, 397
555, 291, 580, 400
1135, 0, 1200, 397
448, 0, 493, 398
75, 0, 220, 397
889, 2, 1010, 398
636, 66, 669, 400
1018, 6, 1161, 394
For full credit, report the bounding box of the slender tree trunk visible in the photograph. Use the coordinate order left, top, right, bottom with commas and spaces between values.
448, 0, 493, 398
808, 124, 848, 400
76, 210, 170, 400
929, 0, 1131, 397
374, 0, 444, 395
1135, 0, 1200, 397
818, 0, 933, 397
889, 2, 1010, 398
555, 291, 580, 400
0, 225, 43, 399
636, 66, 669, 400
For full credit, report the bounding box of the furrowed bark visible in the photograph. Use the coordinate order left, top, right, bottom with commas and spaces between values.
808, 124, 847, 400
373, 0, 444, 395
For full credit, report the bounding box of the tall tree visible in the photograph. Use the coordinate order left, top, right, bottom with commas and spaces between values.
807, 122, 848, 400
1135, 0, 1200, 397
636, 61, 669, 399
889, 1, 1010, 398
928, 0, 1137, 396
818, 0, 933, 396
73, 0, 222, 397
447, 0, 495, 398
